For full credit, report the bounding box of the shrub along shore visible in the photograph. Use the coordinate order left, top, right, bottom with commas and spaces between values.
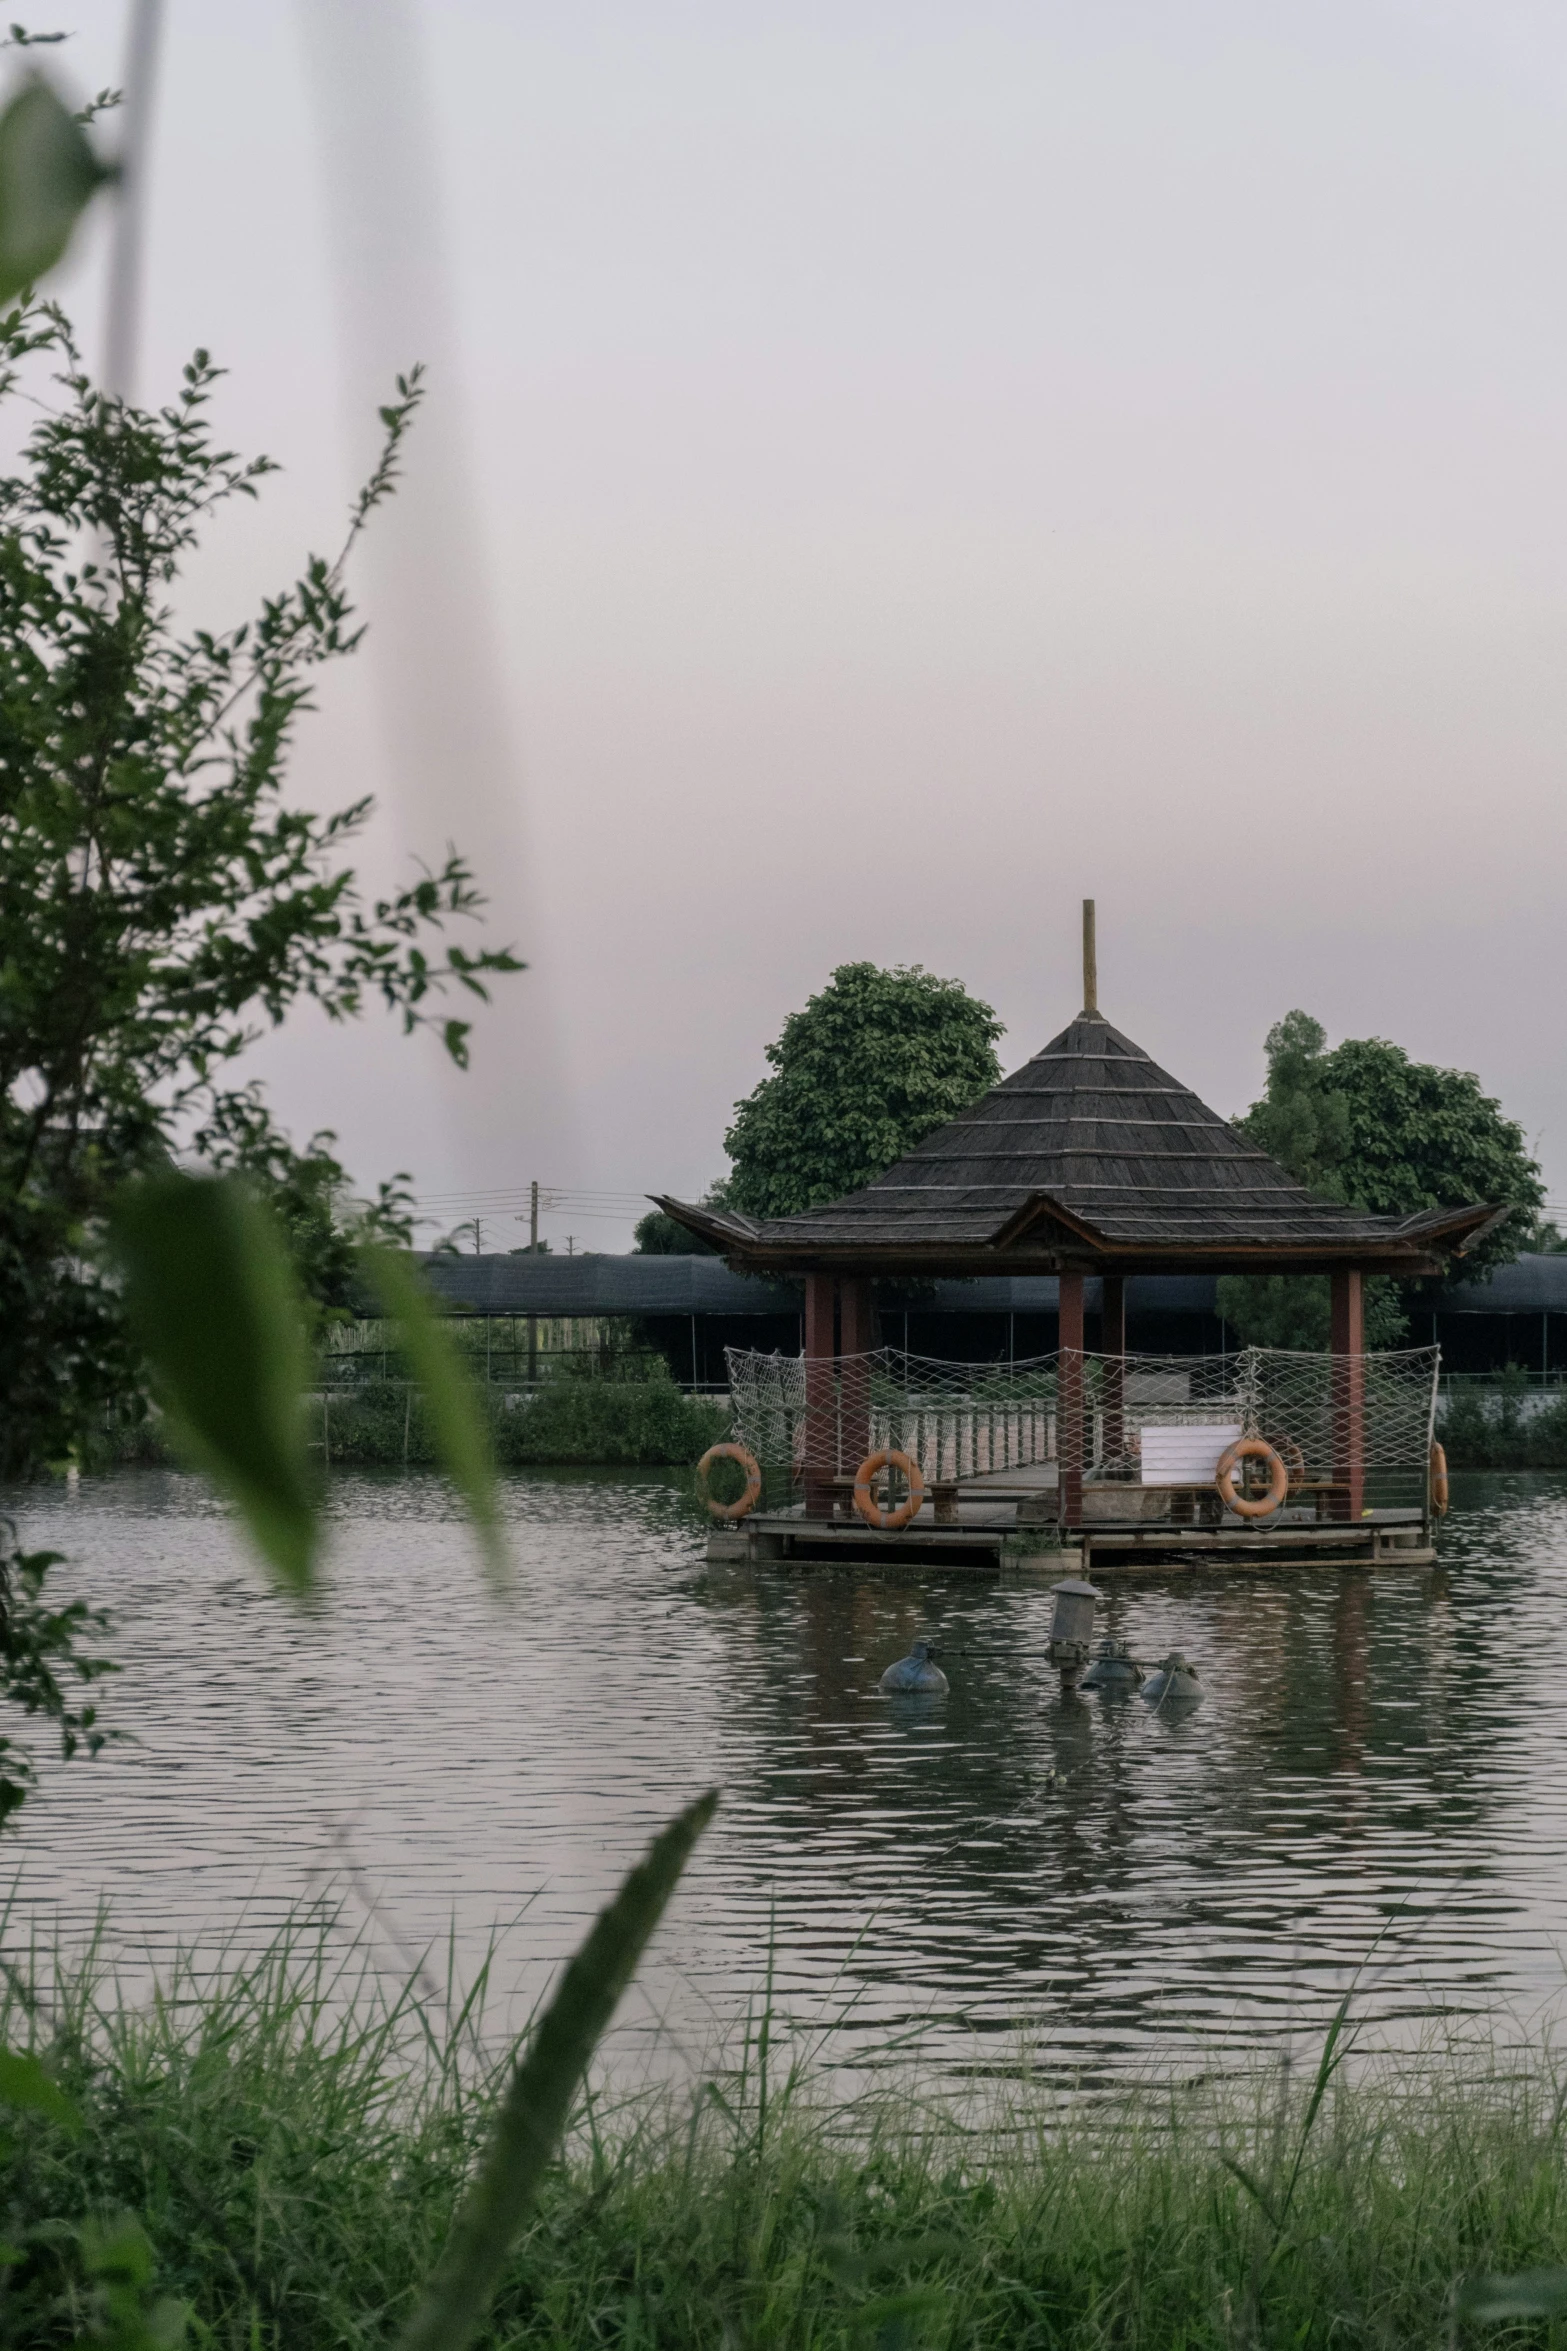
1438, 1376, 1567, 1471
97, 1364, 1567, 1476
103, 1367, 729, 1473
0, 1928, 1564, 2347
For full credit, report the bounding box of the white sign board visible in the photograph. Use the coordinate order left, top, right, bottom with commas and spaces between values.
1140, 1423, 1243, 1487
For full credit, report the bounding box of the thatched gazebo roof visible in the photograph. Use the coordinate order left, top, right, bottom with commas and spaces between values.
656, 1008, 1500, 1279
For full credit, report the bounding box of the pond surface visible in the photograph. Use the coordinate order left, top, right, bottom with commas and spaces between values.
6, 1468, 1567, 2089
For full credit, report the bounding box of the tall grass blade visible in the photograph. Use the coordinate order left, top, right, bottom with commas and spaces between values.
109, 1172, 316, 1593
361, 1245, 507, 1588
392, 1789, 718, 2351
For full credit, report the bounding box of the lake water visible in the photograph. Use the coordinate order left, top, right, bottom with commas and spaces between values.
6, 1467, 1567, 2090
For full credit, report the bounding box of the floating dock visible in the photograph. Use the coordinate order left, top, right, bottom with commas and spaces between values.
707, 1459, 1435, 1576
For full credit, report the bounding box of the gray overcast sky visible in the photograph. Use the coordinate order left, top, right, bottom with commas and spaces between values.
43, 1, 1567, 1247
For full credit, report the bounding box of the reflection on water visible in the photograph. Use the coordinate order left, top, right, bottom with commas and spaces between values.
6, 1467, 1567, 2086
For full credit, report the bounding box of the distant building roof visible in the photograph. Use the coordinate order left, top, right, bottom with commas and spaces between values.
414, 1253, 797, 1317
658, 1009, 1497, 1277
407, 1251, 1566, 1318
411, 1255, 1226, 1319
1444, 1256, 1567, 1312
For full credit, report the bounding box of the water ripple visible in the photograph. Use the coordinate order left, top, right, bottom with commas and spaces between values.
3, 1464, 1566, 2085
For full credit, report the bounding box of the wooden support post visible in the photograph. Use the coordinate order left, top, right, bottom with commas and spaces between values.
838, 1277, 875, 1357
1101, 1273, 1126, 1470
1059, 1271, 1085, 1529
837, 1276, 875, 1485
803, 1273, 837, 1518
1330, 1269, 1365, 1523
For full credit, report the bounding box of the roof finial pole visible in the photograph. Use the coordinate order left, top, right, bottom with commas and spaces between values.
1082, 898, 1098, 1015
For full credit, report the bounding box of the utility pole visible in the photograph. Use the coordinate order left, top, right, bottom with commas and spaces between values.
103, 0, 166, 401
473, 1217, 482, 1256
527, 1179, 538, 1385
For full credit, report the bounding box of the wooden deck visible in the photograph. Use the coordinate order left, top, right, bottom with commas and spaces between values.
708, 1462, 1434, 1575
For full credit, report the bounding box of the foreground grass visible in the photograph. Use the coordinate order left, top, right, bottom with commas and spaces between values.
1, 1930, 1565, 2347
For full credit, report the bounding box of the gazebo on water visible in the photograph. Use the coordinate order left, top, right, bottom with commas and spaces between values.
659, 907, 1499, 1572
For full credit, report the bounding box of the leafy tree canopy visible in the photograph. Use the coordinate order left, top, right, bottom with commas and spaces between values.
0, 308, 520, 1481
1217, 1011, 1543, 1349
723, 963, 1002, 1221
634, 1183, 729, 1256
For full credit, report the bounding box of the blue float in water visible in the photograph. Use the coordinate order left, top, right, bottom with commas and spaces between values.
879, 1639, 949, 1695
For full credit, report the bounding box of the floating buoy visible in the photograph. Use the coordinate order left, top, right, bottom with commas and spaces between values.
694, 1442, 762, 1522
879, 1638, 948, 1695
1142, 1651, 1202, 1705
853, 1448, 926, 1531
1214, 1438, 1288, 1519
1081, 1638, 1143, 1691
1430, 1440, 1449, 1517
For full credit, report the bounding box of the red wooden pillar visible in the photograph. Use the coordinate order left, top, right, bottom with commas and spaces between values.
1101, 1273, 1126, 1471
803, 1272, 837, 1518
837, 1276, 875, 1483
1330, 1269, 1365, 1523
1059, 1271, 1085, 1529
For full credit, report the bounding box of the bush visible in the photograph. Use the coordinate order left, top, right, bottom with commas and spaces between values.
1439, 1370, 1567, 1469
6, 1931, 1567, 2348
314, 1369, 728, 1471
501, 1375, 728, 1467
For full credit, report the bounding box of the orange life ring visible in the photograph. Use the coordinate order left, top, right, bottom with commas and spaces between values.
1430, 1440, 1449, 1518
853, 1448, 926, 1532
695, 1443, 762, 1522
1215, 1438, 1289, 1520
1264, 1433, 1307, 1497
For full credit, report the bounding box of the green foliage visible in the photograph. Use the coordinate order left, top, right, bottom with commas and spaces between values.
1218, 1011, 1543, 1351
0, 1526, 113, 1831
394, 1791, 717, 2351
300, 1363, 727, 1472
0, 73, 110, 305
1231, 1010, 1350, 1192
633, 1194, 725, 1257
1438, 1372, 1567, 1469
0, 310, 519, 1484
6, 1934, 1567, 2346
723, 963, 1002, 1219
361, 1246, 506, 1588
110, 1176, 512, 1593
504, 1373, 727, 1468
1216, 1269, 1409, 1353
110, 1172, 318, 1594
211, 1104, 414, 1329
1318, 1033, 1543, 1265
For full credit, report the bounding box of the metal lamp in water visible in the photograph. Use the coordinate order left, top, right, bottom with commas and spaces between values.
1047, 1577, 1101, 1690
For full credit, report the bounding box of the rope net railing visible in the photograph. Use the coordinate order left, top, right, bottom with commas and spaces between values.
725, 1345, 1440, 1517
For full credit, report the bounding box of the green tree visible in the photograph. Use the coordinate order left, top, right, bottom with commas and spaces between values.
0, 309, 519, 1484
634, 1181, 729, 1256
213, 1099, 415, 1329
1217, 1013, 1543, 1350
723, 963, 1002, 1220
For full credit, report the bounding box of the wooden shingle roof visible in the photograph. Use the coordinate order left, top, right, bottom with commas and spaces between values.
657, 1010, 1500, 1277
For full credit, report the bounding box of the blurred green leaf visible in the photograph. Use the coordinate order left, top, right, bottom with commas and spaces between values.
0, 75, 108, 306
109, 1172, 317, 1594
79, 2214, 189, 2349
361, 1245, 506, 1589
0, 2047, 79, 2137
394, 1788, 718, 2351
1457, 2268, 1567, 2322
